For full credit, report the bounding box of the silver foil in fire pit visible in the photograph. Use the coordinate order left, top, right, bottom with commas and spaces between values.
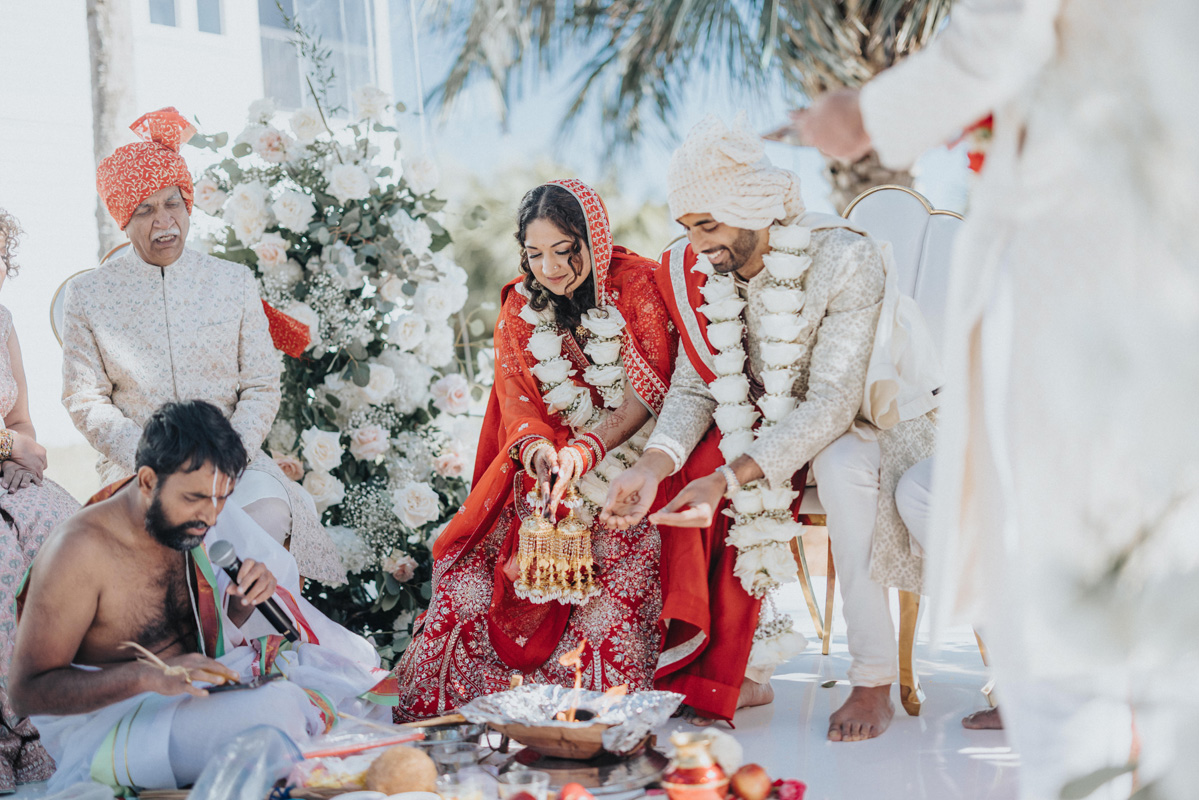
459, 685, 684, 755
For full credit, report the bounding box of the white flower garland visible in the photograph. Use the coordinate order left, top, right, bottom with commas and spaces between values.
697, 223, 814, 670
517, 286, 651, 520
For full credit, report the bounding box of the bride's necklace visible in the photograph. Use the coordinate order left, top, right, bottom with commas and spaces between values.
696, 222, 816, 671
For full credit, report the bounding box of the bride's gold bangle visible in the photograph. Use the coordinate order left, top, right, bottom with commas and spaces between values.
0, 429, 12, 462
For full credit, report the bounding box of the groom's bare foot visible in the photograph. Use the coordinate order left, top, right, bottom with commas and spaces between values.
828, 685, 894, 742
961, 706, 1003, 730
681, 679, 775, 727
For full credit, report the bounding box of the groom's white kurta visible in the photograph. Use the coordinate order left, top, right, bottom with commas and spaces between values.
32, 505, 386, 792
861, 0, 1199, 795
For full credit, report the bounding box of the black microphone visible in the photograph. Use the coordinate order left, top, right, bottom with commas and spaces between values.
208, 540, 301, 642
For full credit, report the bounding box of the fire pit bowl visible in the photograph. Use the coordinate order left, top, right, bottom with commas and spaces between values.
459, 686, 684, 760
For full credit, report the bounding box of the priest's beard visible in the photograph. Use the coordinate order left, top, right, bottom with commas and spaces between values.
145, 489, 209, 552
709, 228, 762, 276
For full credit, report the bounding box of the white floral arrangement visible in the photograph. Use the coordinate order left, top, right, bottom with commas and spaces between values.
516, 287, 653, 520
697, 224, 814, 670
191, 85, 480, 664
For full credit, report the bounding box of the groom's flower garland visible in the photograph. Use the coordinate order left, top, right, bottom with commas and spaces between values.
698, 224, 814, 669
516, 286, 651, 521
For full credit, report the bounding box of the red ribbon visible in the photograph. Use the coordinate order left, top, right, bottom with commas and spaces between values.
262, 300, 311, 358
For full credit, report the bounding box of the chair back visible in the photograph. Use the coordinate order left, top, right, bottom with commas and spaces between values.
49, 244, 126, 346
842, 185, 962, 362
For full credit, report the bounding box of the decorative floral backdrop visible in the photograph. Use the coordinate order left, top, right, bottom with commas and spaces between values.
190, 88, 480, 664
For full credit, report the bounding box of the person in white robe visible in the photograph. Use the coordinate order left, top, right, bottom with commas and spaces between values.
800, 1, 1199, 796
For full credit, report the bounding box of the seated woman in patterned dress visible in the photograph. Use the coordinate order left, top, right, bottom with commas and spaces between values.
0, 209, 81, 789
393, 180, 679, 719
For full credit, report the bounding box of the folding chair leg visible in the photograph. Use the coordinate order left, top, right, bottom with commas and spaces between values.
898, 590, 925, 716
789, 538, 824, 640
975, 630, 996, 705
822, 548, 835, 656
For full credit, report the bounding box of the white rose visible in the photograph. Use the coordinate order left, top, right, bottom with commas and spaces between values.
252, 126, 293, 163
730, 489, 763, 516
325, 163, 373, 204
543, 382, 582, 413
431, 373, 471, 415
348, 424, 391, 461
770, 225, 812, 252
692, 254, 715, 276
577, 472, 610, 507
517, 304, 551, 327
760, 342, 804, 368
230, 208, 270, 245
584, 338, 622, 365
391, 482, 441, 529
376, 349, 434, 413
301, 427, 344, 473
251, 232, 289, 270
390, 210, 433, 255
760, 486, 798, 511
302, 470, 345, 513
579, 307, 626, 339
699, 276, 736, 303
272, 452, 304, 482
415, 283, 461, 321
290, 107, 325, 143
527, 330, 564, 361
404, 156, 440, 195
763, 252, 812, 281
193, 178, 227, 216
714, 403, 759, 432
378, 276, 406, 304
699, 297, 746, 322
759, 394, 798, 422
713, 349, 746, 376
566, 391, 595, 429
353, 84, 392, 124
285, 302, 321, 350
228, 181, 269, 218
263, 257, 303, 286
719, 429, 755, 462
247, 97, 278, 125
433, 451, 467, 479
530, 358, 575, 386
273, 190, 317, 233
361, 363, 398, 404
748, 629, 808, 670
761, 369, 795, 396
761, 313, 808, 342
710, 375, 750, 405
760, 287, 804, 314
388, 313, 426, 351
729, 517, 801, 547
326, 525, 373, 575
707, 320, 744, 352
415, 325, 455, 368
733, 542, 798, 596
583, 363, 623, 388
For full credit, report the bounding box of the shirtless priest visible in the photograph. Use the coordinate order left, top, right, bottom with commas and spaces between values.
602, 115, 939, 741
10, 401, 392, 793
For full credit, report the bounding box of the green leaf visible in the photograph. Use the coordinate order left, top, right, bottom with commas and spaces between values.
1060, 764, 1137, 800
213, 131, 229, 148
347, 341, 369, 361
422, 197, 447, 213
380, 592, 400, 611
395, 101, 407, 113
351, 362, 371, 387
820, 680, 838, 688
326, 393, 341, 408
232, 142, 253, 157
315, 227, 331, 245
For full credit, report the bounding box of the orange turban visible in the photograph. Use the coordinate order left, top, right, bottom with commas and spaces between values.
96, 107, 197, 230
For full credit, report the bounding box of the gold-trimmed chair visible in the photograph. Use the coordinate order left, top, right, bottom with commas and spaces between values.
49, 244, 127, 346
792, 185, 964, 716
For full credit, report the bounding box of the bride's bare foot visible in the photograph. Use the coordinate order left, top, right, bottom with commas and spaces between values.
827, 685, 894, 742
680, 679, 775, 726
961, 706, 1003, 730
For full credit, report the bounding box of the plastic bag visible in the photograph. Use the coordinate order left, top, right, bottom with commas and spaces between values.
187, 724, 303, 800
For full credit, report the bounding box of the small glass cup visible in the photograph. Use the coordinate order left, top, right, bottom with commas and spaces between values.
431, 741, 486, 774
497, 770, 551, 800
436, 771, 487, 800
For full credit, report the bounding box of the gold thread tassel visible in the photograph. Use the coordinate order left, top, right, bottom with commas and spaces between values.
553, 484, 601, 604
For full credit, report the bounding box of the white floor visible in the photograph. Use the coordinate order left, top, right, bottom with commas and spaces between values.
10, 578, 1019, 800
653, 577, 1019, 800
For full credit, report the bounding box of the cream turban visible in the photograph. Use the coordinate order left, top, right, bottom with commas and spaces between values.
667, 113, 804, 230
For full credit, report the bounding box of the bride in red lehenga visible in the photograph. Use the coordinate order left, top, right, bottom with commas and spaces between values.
393, 180, 680, 720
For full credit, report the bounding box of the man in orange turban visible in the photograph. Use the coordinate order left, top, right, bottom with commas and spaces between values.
61, 108, 344, 585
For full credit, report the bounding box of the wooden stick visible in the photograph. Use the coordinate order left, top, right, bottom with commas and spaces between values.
399, 712, 467, 728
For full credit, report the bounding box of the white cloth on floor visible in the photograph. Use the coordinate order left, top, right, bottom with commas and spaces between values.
32, 505, 386, 792
811, 432, 896, 687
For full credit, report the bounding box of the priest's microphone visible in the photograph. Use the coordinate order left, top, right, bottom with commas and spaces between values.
208, 540, 301, 642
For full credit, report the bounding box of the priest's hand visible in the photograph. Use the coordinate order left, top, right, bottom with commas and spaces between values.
143, 653, 240, 698
226, 558, 278, 627
793, 89, 873, 163
650, 473, 725, 528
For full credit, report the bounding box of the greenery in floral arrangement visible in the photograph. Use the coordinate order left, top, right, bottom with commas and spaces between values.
188, 59, 485, 664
